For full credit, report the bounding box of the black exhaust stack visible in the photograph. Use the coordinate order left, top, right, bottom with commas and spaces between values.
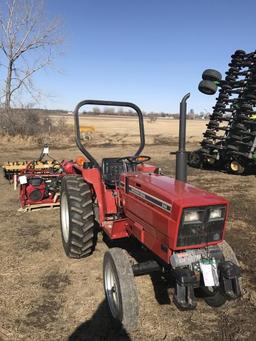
176, 93, 190, 182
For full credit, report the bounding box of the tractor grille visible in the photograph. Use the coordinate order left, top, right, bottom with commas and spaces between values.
177, 206, 225, 247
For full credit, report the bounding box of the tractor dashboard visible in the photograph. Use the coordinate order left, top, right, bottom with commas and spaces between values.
102, 157, 125, 188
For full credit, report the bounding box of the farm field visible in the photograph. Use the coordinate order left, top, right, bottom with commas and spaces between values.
0, 118, 256, 341
50, 115, 208, 145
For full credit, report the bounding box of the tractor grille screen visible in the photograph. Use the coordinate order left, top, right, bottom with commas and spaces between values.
177, 206, 225, 247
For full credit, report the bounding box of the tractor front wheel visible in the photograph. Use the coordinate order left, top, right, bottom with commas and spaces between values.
103, 248, 139, 331
202, 240, 241, 307
60, 175, 97, 258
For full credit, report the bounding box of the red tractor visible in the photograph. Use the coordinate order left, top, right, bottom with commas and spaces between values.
60, 95, 241, 331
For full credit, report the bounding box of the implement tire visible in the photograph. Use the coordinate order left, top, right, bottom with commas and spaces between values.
188, 151, 202, 168
60, 175, 97, 258
198, 80, 218, 95
202, 69, 222, 82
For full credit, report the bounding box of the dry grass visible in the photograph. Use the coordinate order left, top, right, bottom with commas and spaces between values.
51, 116, 207, 146
55, 115, 207, 138
0, 132, 75, 153
0, 117, 207, 153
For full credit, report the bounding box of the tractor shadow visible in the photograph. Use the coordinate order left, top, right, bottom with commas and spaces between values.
69, 300, 131, 341
149, 272, 173, 305
103, 235, 175, 306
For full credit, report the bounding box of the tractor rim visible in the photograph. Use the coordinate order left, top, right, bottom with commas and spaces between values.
61, 193, 69, 243
104, 261, 121, 318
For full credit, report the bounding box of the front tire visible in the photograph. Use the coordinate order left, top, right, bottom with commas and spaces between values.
103, 248, 139, 331
60, 175, 97, 258
203, 240, 240, 307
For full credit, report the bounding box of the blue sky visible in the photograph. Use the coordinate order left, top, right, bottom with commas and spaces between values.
34, 0, 256, 113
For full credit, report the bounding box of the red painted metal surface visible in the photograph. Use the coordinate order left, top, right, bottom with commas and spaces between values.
125, 173, 227, 207
78, 167, 117, 223
137, 163, 158, 173
62, 160, 76, 174
69, 163, 228, 265
118, 172, 228, 263
19, 173, 64, 208
19, 160, 71, 209
103, 219, 129, 239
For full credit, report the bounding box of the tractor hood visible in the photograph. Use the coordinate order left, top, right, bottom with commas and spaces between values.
120, 172, 229, 261
121, 173, 228, 210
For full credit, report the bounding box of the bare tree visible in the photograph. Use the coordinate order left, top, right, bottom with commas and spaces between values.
0, 0, 62, 109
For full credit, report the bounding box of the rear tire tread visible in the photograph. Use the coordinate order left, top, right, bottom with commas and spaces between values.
60, 175, 97, 258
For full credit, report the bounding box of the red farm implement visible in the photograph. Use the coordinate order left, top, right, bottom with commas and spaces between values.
2, 145, 73, 211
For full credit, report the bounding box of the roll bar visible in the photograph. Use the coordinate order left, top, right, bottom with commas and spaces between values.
74, 100, 145, 169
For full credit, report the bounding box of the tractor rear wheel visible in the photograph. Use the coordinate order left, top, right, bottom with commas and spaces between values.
103, 248, 139, 331
203, 240, 241, 307
60, 175, 97, 258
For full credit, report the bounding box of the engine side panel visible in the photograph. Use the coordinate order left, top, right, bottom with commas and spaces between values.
120, 173, 228, 262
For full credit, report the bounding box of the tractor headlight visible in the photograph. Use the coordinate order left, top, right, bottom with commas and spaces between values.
183, 210, 201, 223
177, 206, 226, 247
209, 207, 225, 220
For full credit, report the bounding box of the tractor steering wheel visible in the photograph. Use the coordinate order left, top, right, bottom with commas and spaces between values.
117, 155, 151, 164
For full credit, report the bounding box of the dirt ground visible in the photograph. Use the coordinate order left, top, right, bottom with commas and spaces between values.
0, 121, 256, 340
